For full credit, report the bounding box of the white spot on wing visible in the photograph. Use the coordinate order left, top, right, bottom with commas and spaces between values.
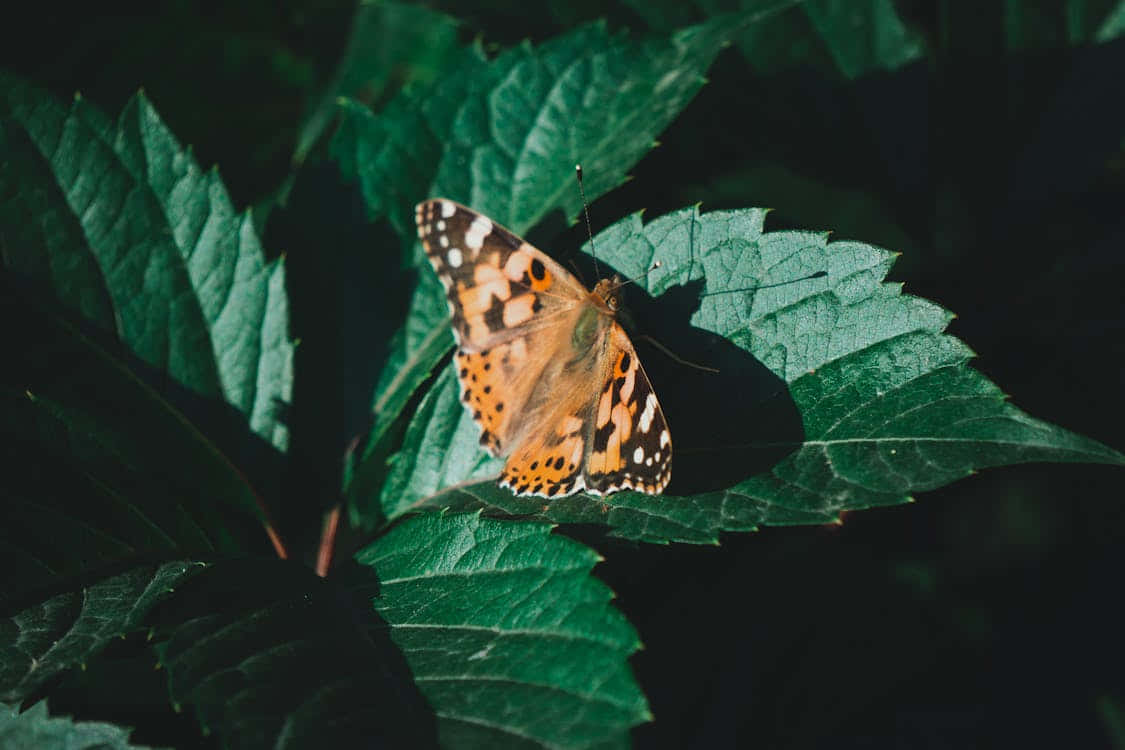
638, 393, 657, 432
441, 201, 456, 218
436, 220, 446, 231
440, 235, 449, 248
633, 446, 644, 464
447, 247, 463, 268
466, 215, 493, 251
660, 429, 670, 448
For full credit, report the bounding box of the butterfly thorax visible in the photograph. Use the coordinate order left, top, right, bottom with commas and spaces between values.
571, 276, 623, 352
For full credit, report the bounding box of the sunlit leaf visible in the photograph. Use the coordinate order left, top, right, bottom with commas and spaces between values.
0, 700, 158, 749
374, 207, 1124, 542
354, 512, 648, 748
0, 74, 293, 450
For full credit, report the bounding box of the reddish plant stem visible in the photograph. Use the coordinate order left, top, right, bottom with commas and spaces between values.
316, 504, 342, 577
264, 521, 288, 560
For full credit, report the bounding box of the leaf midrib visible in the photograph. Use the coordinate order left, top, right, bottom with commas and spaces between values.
415, 674, 634, 712
390, 620, 625, 649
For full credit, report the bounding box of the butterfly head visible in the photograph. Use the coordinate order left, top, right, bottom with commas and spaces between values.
591, 276, 625, 313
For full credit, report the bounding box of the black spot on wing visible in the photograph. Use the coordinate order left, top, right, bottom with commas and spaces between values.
592, 421, 614, 452
483, 293, 506, 333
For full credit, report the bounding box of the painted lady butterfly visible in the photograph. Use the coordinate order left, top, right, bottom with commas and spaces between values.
416, 199, 672, 498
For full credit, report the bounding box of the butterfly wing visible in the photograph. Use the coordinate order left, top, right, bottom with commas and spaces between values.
499, 321, 672, 497
416, 199, 671, 496
417, 199, 588, 456
416, 199, 587, 352
582, 322, 672, 495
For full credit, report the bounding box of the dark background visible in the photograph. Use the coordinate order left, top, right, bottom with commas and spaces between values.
3, 1, 1123, 747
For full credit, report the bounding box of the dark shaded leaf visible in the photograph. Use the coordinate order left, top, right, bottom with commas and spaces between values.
623, 0, 924, 78
151, 559, 435, 748
295, 0, 461, 163
0, 297, 267, 603
0, 563, 202, 702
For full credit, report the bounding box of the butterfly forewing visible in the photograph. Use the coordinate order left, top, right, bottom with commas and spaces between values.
416, 200, 586, 352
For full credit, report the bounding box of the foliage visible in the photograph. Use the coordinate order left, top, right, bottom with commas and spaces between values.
1, 1, 1123, 748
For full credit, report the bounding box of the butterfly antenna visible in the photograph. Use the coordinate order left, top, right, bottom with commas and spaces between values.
616, 261, 663, 291
576, 164, 600, 278
637, 334, 719, 374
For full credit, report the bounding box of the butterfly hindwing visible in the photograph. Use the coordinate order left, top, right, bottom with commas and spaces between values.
498, 400, 588, 497
584, 323, 672, 494
454, 334, 580, 457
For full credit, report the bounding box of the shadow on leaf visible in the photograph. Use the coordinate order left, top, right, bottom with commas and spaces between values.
590, 262, 804, 495
147, 558, 437, 748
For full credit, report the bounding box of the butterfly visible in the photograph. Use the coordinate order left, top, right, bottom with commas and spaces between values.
415, 199, 671, 498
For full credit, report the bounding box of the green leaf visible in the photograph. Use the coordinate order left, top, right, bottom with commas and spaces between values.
1096, 694, 1125, 750
338, 9, 774, 518
0, 562, 203, 703
0, 296, 269, 602
331, 13, 743, 239
375, 206, 1124, 543
624, 0, 924, 79
354, 512, 649, 748
1004, 0, 1125, 49
294, 0, 461, 163
151, 559, 434, 748
0, 74, 293, 451
754, 0, 924, 78
1096, 1, 1125, 42
0, 700, 159, 749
